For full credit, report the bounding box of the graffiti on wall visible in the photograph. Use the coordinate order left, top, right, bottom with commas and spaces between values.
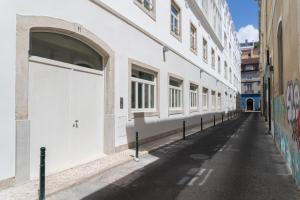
273, 96, 285, 121
285, 79, 300, 149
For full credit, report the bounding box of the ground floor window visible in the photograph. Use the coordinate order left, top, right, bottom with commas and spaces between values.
217, 93, 221, 109
131, 65, 156, 112
190, 83, 198, 110
202, 87, 209, 110
211, 90, 216, 110
169, 77, 183, 111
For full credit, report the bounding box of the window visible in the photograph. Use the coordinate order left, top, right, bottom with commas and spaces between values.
203, 38, 208, 61
229, 68, 232, 83
224, 33, 227, 48
190, 23, 197, 52
202, 87, 209, 110
171, 1, 181, 37
246, 83, 252, 91
224, 61, 228, 79
217, 56, 221, 74
169, 77, 183, 111
135, 0, 155, 15
277, 22, 284, 94
217, 93, 221, 109
245, 65, 254, 71
211, 90, 216, 110
190, 84, 198, 110
202, 0, 208, 12
211, 48, 215, 69
131, 66, 156, 112
30, 32, 103, 71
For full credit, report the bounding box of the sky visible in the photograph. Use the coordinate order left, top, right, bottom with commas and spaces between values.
227, 0, 259, 43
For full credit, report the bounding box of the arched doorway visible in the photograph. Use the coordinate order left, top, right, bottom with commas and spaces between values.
246, 98, 254, 111
16, 16, 115, 182
28, 31, 106, 178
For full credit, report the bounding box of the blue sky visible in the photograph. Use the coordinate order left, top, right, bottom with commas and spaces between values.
227, 0, 259, 42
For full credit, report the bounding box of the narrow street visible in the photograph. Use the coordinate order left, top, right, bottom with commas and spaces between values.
51, 113, 300, 200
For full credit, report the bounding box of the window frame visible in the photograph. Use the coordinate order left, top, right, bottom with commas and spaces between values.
189, 82, 199, 111
190, 23, 197, 53
217, 56, 221, 74
129, 59, 159, 119
202, 87, 209, 111
203, 38, 208, 62
211, 48, 215, 69
170, 0, 181, 40
168, 76, 184, 113
134, 0, 156, 20
211, 90, 216, 110
217, 92, 221, 109
224, 61, 228, 79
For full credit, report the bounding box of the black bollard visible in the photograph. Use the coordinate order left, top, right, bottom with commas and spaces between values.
39, 147, 46, 200
183, 120, 186, 140
214, 115, 216, 127
135, 132, 139, 161
201, 117, 203, 131
222, 113, 224, 123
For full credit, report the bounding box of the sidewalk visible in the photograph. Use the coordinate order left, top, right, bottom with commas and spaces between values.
0, 115, 234, 200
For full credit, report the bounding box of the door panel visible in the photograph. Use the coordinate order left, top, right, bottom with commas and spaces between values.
29, 61, 71, 178
69, 70, 104, 165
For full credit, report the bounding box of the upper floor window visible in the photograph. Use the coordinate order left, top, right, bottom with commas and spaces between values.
190, 23, 197, 53
202, 0, 208, 12
131, 65, 156, 112
224, 61, 228, 79
135, 0, 155, 17
244, 65, 254, 71
229, 68, 232, 83
211, 48, 215, 69
203, 38, 208, 62
169, 77, 183, 111
217, 56, 221, 74
224, 33, 227, 48
190, 83, 199, 110
171, 1, 181, 38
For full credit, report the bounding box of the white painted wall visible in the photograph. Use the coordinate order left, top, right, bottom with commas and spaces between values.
0, 1, 16, 181
0, 0, 241, 181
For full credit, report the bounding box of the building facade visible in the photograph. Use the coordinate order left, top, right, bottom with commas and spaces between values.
0, 0, 241, 185
240, 41, 261, 111
259, 0, 300, 186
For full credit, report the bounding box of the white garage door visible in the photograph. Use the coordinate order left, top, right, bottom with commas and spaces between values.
28, 57, 104, 178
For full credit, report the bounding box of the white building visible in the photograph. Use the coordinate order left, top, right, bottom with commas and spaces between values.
0, 0, 241, 185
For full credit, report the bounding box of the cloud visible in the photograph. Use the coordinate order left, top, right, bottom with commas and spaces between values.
236, 25, 259, 43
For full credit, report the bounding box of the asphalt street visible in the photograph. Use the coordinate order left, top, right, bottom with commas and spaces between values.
54, 113, 300, 200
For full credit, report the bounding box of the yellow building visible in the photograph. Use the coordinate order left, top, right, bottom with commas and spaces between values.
259, 0, 300, 186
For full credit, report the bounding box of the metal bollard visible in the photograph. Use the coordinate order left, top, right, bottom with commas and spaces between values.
183, 120, 186, 140
39, 147, 46, 200
227, 112, 229, 121
222, 113, 223, 123
201, 117, 203, 131
214, 115, 216, 127
135, 132, 139, 161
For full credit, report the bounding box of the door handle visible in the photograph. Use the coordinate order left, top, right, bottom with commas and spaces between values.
73, 120, 79, 128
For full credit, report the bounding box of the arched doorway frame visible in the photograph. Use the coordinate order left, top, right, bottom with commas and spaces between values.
246, 98, 255, 111
16, 15, 115, 182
